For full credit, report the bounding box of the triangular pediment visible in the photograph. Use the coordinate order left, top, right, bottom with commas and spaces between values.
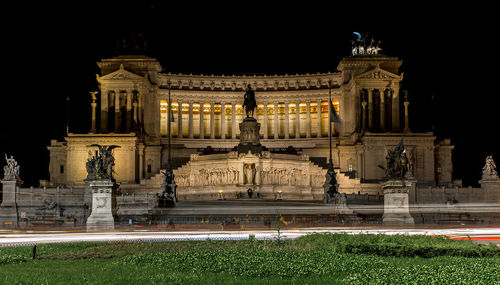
98, 64, 145, 82
355, 67, 400, 80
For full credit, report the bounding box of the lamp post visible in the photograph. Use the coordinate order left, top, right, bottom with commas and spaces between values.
161, 79, 177, 205
323, 79, 339, 203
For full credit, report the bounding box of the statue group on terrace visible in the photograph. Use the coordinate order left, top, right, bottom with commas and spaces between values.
3, 154, 20, 180
381, 140, 409, 179
85, 145, 120, 181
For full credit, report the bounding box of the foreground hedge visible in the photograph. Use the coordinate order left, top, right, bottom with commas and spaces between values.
117, 247, 500, 283
296, 233, 500, 258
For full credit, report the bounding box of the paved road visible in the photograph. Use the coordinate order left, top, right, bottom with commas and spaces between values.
1, 227, 499, 247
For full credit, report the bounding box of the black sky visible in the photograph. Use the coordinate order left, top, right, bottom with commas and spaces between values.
1, 3, 498, 187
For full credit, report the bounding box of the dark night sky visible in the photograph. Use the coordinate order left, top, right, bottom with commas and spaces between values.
1, 3, 498, 187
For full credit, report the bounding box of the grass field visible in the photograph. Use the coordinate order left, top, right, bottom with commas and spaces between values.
1, 233, 499, 284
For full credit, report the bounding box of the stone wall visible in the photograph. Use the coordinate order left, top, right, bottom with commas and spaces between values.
8, 187, 88, 227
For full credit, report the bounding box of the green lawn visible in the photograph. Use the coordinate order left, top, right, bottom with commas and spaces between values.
1, 233, 499, 284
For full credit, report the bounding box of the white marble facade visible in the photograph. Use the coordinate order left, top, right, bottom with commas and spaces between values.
48, 54, 454, 194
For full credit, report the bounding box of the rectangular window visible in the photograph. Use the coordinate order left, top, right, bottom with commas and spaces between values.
147, 165, 152, 173
60, 165, 64, 174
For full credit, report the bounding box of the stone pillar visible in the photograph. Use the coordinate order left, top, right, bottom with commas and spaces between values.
380, 89, 386, 132
306, 101, 311, 138
133, 101, 138, 132
317, 100, 322, 138
90, 93, 97, 133
274, 102, 279, 139
356, 151, 363, 179
126, 90, 132, 133
404, 100, 410, 133
220, 102, 226, 139
188, 101, 194, 138
295, 102, 300, 138
178, 100, 183, 138
392, 87, 400, 132
199, 102, 204, 139
362, 101, 367, 131
381, 179, 415, 226
138, 143, 145, 180
231, 102, 236, 139
137, 92, 143, 133
368, 88, 373, 131
210, 101, 215, 139
263, 102, 268, 139
114, 90, 121, 133
86, 180, 116, 231
284, 102, 289, 139
100, 89, 108, 133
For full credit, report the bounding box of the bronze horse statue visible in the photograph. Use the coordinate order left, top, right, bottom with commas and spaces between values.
243, 84, 256, 117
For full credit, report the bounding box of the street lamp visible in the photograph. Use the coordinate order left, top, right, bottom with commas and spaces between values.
323, 79, 340, 203
160, 79, 177, 205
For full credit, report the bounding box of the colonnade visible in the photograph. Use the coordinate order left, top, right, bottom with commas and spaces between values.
160, 100, 338, 139
96, 89, 142, 133
359, 87, 403, 132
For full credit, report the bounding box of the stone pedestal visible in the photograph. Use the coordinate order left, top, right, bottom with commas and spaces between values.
0, 178, 23, 227
382, 179, 414, 226
86, 179, 116, 231
479, 177, 500, 202
237, 117, 263, 154
1, 178, 22, 207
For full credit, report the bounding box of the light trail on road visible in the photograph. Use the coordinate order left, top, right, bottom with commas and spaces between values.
1, 227, 499, 247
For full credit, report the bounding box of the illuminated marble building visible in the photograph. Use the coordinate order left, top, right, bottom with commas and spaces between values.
47, 54, 454, 196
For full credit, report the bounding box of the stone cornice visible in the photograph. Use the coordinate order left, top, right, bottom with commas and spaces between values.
65, 134, 139, 144
157, 72, 342, 91
361, 133, 436, 143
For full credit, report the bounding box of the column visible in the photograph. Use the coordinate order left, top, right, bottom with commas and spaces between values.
404, 100, 410, 133
126, 90, 132, 133
199, 102, 204, 139
188, 101, 194, 138
114, 90, 121, 133
362, 101, 367, 131
220, 102, 226, 139
274, 102, 279, 139
392, 87, 400, 132
137, 92, 143, 134
100, 89, 108, 133
178, 100, 183, 138
133, 101, 138, 132
263, 102, 268, 139
368, 88, 373, 131
138, 144, 144, 180
357, 152, 363, 179
284, 102, 289, 139
295, 101, 300, 138
210, 101, 215, 139
317, 99, 322, 138
90, 92, 97, 133
379, 89, 386, 132
306, 101, 311, 138
231, 102, 236, 139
